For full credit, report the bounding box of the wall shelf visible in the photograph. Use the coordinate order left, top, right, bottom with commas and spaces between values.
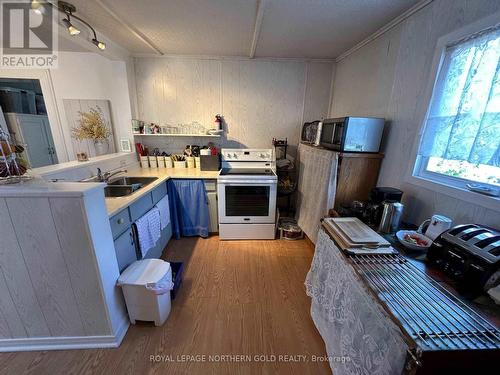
133, 133, 221, 138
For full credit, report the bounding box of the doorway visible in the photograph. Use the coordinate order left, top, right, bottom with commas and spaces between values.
0, 78, 58, 168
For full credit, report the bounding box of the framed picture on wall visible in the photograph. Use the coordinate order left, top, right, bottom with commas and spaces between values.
63, 99, 116, 159
120, 139, 131, 152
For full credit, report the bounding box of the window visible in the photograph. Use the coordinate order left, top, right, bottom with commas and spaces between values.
414, 26, 500, 195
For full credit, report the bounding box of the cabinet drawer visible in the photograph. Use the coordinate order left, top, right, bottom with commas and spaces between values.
129, 193, 154, 221
151, 182, 167, 204
204, 180, 217, 192
109, 208, 131, 239
114, 228, 138, 272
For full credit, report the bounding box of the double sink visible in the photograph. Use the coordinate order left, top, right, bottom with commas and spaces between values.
104, 176, 158, 197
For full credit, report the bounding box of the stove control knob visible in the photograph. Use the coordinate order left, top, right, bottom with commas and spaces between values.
260, 153, 265, 158
233, 153, 238, 158
226, 153, 231, 158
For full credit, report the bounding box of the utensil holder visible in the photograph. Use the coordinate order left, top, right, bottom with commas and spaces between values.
148, 156, 158, 168
158, 156, 166, 168
194, 157, 201, 169
186, 156, 195, 169
165, 158, 173, 168
174, 160, 186, 169
140, 156, 149, 168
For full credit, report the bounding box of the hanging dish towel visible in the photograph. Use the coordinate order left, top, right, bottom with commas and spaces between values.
167, 179, 209, 239
155, 195, 171, 230
134, 207, 161, 258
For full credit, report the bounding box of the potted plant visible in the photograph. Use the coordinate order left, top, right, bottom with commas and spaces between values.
72, 106, 111, 156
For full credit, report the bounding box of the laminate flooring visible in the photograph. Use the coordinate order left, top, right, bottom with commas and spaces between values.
0, 236, 331, 375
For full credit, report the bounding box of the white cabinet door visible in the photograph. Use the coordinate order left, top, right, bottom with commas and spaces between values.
19, 116, 55, 168
207, 191, 218, 233
5, 114, 57, 168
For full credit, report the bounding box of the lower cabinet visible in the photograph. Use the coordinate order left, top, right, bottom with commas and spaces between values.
110, 181, 172, 272
205, 180, 218, 233
114, 227, 137, 272
143, 222, 173, 259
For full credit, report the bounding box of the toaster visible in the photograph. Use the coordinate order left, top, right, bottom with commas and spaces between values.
427, 224, 500, 293
300, 120, 322, 146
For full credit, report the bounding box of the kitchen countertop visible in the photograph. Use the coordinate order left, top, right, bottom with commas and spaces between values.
105, 167, 220, 217
0, 177, 105, 198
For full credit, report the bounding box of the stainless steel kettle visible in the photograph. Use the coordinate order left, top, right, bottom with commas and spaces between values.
378, 201, 404, 233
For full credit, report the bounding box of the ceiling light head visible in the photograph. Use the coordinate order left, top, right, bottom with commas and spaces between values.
31, 0, 46, 15
92, 38, 106, 50
62, 17, 80, 35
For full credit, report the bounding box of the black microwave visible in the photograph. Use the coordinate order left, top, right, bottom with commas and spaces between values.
320, 117, 385, 153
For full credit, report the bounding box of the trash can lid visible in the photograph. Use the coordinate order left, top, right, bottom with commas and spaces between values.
117, 259, 171, 286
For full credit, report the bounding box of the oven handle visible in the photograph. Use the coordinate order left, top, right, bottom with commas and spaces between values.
218, 179, 277, 185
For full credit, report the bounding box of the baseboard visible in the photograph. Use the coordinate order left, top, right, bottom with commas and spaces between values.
113, 316, 130, 347
0, 319, 130, 352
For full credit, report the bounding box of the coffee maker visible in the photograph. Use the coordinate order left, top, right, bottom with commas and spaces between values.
363, 187, 403, 226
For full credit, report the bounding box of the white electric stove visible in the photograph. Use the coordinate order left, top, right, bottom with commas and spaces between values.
217, 149, 277, 240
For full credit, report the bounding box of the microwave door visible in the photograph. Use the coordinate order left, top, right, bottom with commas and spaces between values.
332, 122, 344, 149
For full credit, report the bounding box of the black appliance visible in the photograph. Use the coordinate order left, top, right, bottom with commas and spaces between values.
320, 117, 385, 152
427, 224, 500, 293
363, 187, 403, 225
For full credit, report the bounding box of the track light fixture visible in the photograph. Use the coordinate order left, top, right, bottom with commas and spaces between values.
30, 1, 106, 51
62, 15, 81, 36
92, 38, 106, 50
31, 0, 46, 15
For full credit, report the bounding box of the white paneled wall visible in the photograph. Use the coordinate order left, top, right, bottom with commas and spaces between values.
134, 57, 334, 155
0, 187, 128, 351
329, 0, 500, 227
50, 52, 133, 162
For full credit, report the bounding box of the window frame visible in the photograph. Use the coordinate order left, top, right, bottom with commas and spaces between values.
406, 11, 500, 212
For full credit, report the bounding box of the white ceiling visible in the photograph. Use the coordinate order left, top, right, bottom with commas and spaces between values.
63, 0, 419, 59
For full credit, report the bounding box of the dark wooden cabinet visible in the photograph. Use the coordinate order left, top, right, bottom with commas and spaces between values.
334, 152, 384, 210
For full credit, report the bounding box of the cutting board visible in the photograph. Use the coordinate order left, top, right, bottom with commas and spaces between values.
323, 217, 390, 248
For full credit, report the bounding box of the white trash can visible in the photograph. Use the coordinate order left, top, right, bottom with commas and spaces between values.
117, 259, 173, 326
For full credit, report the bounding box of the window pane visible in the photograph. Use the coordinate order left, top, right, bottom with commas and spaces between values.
418, 27, 500, 168
426, 156, 500, 186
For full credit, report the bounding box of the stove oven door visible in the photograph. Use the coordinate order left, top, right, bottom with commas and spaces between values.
217, 179, 277, 224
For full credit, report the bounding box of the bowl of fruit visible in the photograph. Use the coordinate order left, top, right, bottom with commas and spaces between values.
396, 230, 432, 251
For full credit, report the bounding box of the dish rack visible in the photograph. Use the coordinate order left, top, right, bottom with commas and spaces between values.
0, 127, 32, 184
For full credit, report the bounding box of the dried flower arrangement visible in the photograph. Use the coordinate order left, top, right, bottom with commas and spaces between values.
72, 106, 111, 141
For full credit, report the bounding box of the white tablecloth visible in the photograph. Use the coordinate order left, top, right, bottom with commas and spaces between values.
305, 228, 409, 375
295, 143, 338, 243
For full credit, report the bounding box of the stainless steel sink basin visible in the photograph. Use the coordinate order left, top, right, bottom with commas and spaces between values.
104, 176, 158, 197
104, 185, 137, 197
107, 176, 158, 186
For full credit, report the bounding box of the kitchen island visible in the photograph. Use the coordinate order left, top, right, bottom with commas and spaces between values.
0, 166, 219, 352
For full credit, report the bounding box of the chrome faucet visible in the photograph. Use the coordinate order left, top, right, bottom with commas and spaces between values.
96, 168, 127, 182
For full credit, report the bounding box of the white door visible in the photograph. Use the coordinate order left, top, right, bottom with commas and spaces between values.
19, 115, 57, 168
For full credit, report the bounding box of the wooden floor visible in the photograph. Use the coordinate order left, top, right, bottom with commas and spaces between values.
0, 236, 331, 375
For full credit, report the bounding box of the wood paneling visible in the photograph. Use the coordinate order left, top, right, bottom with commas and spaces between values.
0, 236, 330, 375
329, 0, 500, 227
134, 57, 334, 155
49, 197, 110, 335
0, 199, 47, 338
335, 153, 384, 209
6, 198, 85, 337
